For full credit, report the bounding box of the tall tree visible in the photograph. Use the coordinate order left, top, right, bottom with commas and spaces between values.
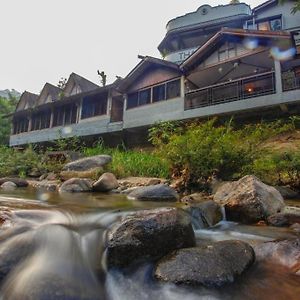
0, 95, 18, 145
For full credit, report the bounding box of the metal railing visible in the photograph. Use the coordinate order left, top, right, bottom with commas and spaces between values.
185, 71, 276, 110
282, 72, 300, 91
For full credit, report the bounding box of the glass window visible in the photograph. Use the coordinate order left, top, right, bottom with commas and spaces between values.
127, 92, 138, 109
153, 84, 166, 102
139, 88, 151, 106
270, 19, 282, 31
166, 80, 181, 99
258, 21, 271, 31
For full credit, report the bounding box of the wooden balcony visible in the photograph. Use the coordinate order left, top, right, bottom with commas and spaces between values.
185, 71, 276, 110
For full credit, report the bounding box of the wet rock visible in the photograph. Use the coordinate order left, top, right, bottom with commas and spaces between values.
183, 200, 223, 229
59, 178, 93, 193
118, 177, 167, 188
28, 168, 42, 178
155, 240, 255, 287
0, 178, 29, 188
93, 173, 119, 192
127, 184, 179, 202
30, 180, 59, 192
267, 213, 300, 227
180, 193, 212, 204
254, 238, 300, 274
0, 232, 36, 282
106, 207, 195, 268
275, 186, 300, 199
1, 182, 17, 191
62, 155, 112, 172
214, 175, 285, 224
60, 168, 103, 181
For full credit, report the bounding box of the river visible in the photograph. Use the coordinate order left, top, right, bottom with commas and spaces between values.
0, 188, 299, 300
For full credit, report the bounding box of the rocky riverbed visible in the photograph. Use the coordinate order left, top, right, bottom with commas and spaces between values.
0, 154, 299, 299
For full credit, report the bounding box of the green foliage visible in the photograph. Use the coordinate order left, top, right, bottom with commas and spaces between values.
279, 0, 300, 13
83, 139, 169, 178
0, 96, 18, 145
149, 118, 297, 190
0, 145, 44, 177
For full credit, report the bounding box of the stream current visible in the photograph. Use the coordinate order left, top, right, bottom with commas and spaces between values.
0, 189, 299, 300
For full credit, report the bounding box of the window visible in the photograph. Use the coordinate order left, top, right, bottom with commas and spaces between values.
153, 84, 166, 102
257, 17, 282, 31
13, 117, 29, 134
127, 92, 138, 109
166, 79, 181, 99
81, 94, 107, 119
218, 42, 236, 62
126, 78, 181, 109
270, 19, 282, 31
138, 88, 151, 105
53, 103, 78, 126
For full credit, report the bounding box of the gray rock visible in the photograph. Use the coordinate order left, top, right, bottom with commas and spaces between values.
254, 238, 300, 274
106, 207, 195, 268
275, 186, 300, 199
267, 213, 300, 227
214, 175, 285, 224
0, 178, 28, 188
155, 240, 255, 287
180, 192, 212, 204
127, 184, 179, 202
1, 182, 17, 191
59, 178, 93, 193
62, 155, 112, 172
183, 200, 223, 229
93, 173, 118, 192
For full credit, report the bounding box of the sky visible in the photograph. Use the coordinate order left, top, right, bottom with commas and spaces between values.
1, 0, 264, 93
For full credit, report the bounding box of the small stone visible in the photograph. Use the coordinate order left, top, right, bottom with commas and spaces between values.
93, 173, 119, 192
1, 182, 17, 191
127, 184, 179, 202
59, 178, 93, 193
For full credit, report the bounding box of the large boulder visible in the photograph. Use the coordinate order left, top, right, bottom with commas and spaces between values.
254, 238, 300, 274
59, 178, 93, 193
267, 213, 300, 227
183, 200, 223, 229
127, 184, 179, 202
155, 240, 255, 287
106, 207, 195, 268
61, 155, 112, 180
93, 173, 118, 192
214, 175, 285, 224
0, 178, 28, 188
62, 155, 111, 172
275, 186, 300, 199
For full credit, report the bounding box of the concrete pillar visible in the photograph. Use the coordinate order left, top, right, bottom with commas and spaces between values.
28, 115, 32, 132
274, 60, 283, 94
49, 108, 54, 128
77, 99, 83, 123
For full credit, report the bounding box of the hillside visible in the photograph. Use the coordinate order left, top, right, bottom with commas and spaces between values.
0, 89, 21, 99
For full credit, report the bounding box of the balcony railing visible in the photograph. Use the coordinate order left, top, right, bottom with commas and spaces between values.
185, 71, 276, 110
282, 71, 300, 91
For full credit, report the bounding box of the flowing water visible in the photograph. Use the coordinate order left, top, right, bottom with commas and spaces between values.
0, 188, 299, 300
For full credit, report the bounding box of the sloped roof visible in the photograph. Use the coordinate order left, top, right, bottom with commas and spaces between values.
15, 91, 39, 112
117, 56, 181, 91
64, 73, 99, 97
181, 28, 292, 72
253, 0, 277, 12
35, 83, 62, 107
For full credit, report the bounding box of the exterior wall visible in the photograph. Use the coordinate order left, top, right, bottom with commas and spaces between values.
123, 97, 184, 129
166, 4, 251, 33
9, 115, 119, 146
254, 2, 300, 32
128, 67, 181, 92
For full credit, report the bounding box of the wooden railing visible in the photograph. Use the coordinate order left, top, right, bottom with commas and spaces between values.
185, 71, 276, 110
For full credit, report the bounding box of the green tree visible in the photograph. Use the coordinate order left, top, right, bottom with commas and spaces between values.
280, 0, 300, 13
0, 95, 18, 145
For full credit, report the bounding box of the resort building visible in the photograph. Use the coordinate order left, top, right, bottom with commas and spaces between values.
9, 0, 300, 147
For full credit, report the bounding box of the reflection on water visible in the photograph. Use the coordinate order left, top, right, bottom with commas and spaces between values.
0, 190, 299, 299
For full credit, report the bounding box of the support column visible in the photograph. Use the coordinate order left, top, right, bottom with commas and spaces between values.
49, 108, 54, 128
274, 59, 283, 94
76, 98, 83, 123
28, 115, 32, 132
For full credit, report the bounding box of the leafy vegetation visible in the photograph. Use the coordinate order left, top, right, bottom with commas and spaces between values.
0, 95, 18, 145
149, 118, 300, 191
